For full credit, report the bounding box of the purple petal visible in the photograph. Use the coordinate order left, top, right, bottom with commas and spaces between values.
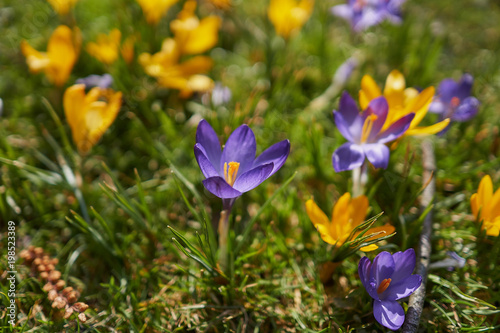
456, 74, 474, 100
196, 120, 222, 174
362, 143, 390, 169
452, 97, 479, 122
202, 176, 242, 199
437, 79, 459, 104
428, 99, 445, 114
372, 252, 395, 285
332, 142, 365, 172
358, 256, 372, 289
377, 113, 415, 144
330, 4, 354, 20
334, 92, 364, 142
391, 248, 416, 283
373, 300, 405, 330
194, 144, 220, 178
253, 140, 290, 176
221, 124, 256, 176
381, 274, 422, 301
232, 163, 274, 193
363, 96, 389, 142
355, 8, 385, 30
76, 74, 113, 88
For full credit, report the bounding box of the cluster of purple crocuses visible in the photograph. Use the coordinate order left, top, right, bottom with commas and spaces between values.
192, 71, 476, 330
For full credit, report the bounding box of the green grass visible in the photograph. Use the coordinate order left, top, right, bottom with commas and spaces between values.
1, 0, 500, 331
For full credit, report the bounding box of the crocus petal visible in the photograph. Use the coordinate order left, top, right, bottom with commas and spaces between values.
194, 144, 220, 178
452, 97, 479, 122
490, 188, 500, 219
364, 97, 389, 141
372, 251, 395, 285
335, 92, 364, 142
330, 4, 353, 20
383, 70, 406, 110
404, 118, 451, 136
373, 300, 405, 331
253, 139, 290, 176
477, 175, 493, 211
437, 79, 459, 104
349, 194, 369, 226
221, 124, 256, 175
391, 248, 416, 283
456, 74, 474, 100
306, 199, 338, 245
359, 75, 382, 110
196, 119, 222, 173
358, 256, 373, 290
377, 113, 414, 144
332, 142, 365, 172
202, 176, 242, 199
232, 163, 273, 193
363, 143, 389, 169
360, 244, 378, 252
382, 274, 422, 301
470, 193, 479, 219
428, 99, 446, 114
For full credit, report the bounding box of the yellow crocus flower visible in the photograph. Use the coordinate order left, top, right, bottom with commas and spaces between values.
140, 39, 214, 97
136, 0, 179, 25
86, 29, 122, 65
64, 84, 122, 153
306, 193, 394, 252
268, 0, 314, 39
121, 35, 136, 65
359, 70, 450, 136
46, 0, 78, 15
170, 0, 221, 55
471, 175, 500, 237
21, 25, 81, 87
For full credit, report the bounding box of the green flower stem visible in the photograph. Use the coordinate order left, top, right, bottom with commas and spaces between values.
352, 163, 368, 197
218, 209, 231, 273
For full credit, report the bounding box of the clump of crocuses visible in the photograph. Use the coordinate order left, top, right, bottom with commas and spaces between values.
359, 248, 422, 330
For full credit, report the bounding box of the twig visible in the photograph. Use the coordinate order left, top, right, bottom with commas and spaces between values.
402, 140, 435, 332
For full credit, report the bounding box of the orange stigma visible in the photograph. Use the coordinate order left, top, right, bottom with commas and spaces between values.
377, 278, 392, 294
361, 114, 378, 143
224, 162, 240, 186
451, 96, 461, 108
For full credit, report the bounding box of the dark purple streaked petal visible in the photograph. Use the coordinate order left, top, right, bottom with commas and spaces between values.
373, 300, 405, 330
377, 113, 415, 144
202, 176, 242, 199
391, 248, 416, 283
381, 274, 422, 301
196, 120, 222, 174
221, 124, 256, 175
253, 140, 290, 176
332, 142, 365, 172
364, 96, 389, 142
233, 163, 274, 193
358, 256, 372, 289
362, 143, 390, 169
452, 97, 479, 122
371, 251, 395, 285
437, 78, 459, 104
194, 144, 219, 178
334, 92, 364, 142
456, 74, 474, 100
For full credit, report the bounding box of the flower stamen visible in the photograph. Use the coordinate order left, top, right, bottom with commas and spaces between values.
224, 161, 240, 186
377, 278, 392, 294
451, 96, 461, 108
361, 114, 378, 143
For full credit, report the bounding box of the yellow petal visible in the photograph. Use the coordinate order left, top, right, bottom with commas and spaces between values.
21, 40, 50, 73
404, 86, 435, 130
306, 199, 338, 245
182, 16, 222, 55
136, 0, 179, 25
404, 119, 450, 136
383, 70, 406, 110
478, 175, 493, 218
47, 25, 79, 86
121, 35, 136, 64
484, 217, 500, 237
47, 0, 78, 15
268, 0, 314, 39
86, 29, 121, 65
64, 84, 87, 149
349, 195, 369, 227
489, 188, 500, 220
470, 193, 479, 220
332, 193, 351, 242
360, 244, 378, 252
359, 75, 382, 109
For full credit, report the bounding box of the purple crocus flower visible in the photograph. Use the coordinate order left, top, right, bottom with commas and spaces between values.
359, 249, 422, 330
428, 74, 480, 130
331, 0, 405, 32
332, 92, 414, 172
76, 74, 113, 89
194, 120, 290, 208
